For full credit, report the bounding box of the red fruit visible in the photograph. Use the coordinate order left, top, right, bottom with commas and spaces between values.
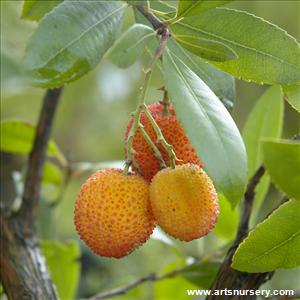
125, 102, 203, 181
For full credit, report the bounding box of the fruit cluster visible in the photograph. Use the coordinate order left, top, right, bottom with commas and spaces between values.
74, 102, 219, 258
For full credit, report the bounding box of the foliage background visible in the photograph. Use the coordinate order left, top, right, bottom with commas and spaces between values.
1, 1, 299, 299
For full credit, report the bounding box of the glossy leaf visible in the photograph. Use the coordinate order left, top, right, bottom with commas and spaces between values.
23, 1, 126, 88
163, 48, 247, 207
177, 0, 233, 18
0, 120, 66, 165
262, 139, 300, 200
41, 240, 80, 300
182, 261, 221, 288
282, 84, 300, 112
166, 40, 236, 110
21, 0, 63, 21
243, 86, 284, 221
213, 194, 239, 241
171, 8, 300, 85
134, 6, 236, 108
174, 35, 238, 62
107, 24, 156, 68
232, 199, 300, 272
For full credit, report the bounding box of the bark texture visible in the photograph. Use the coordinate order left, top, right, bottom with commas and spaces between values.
0, 89, 62, 300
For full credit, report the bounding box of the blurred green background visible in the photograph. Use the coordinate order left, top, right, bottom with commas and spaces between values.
1, 1, 299, 299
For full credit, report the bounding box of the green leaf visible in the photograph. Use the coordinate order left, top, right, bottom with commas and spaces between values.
250, 175, 270, 222
41, 240, 80, 300
163, 48, 247, 207
262, 139, 300, 200
232, 199, 300, 272
282, 84, 300, 112
166, 40, 236, 110
177, 0, 233, 18
127, 0, 147, 6
42, 161, 64, 203
42, 162, 63, 186
174, 35, 238, 62
23, 1, 126, 88
213, 194, 238, 241
170, 8, 300, 85
243, 86, 284, 222
134, 6, 236, 108
21, 0, 63, 21
150, 1, 177, 19
0, 120, 66, 165
243, 86, 284, 176
181, 261, 221, 288
107, 24, 156, 68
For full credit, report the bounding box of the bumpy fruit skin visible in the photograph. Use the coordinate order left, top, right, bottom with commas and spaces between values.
125, 102, 202, 181
150, 164, 219, 241
74, 169, 155, 258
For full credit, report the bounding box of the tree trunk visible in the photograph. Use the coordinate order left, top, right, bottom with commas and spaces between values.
0, 88, 62, 300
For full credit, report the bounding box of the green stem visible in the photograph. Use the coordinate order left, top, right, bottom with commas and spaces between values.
139, 126, 166, 169
160, 86, 170, 116
124, 69, 152, 174
143, 106, 177, 168
124, 4, 171, 174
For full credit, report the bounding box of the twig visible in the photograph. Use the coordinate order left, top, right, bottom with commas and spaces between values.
143, 105, 178, 168
237, 165, 265, 239
139, 125, 166, 168
206, 165, 272, 300
136, 5, 163, 31
21, 88, 62, 224
124, 3, 171, 173
89, 263, 193, 300
0, 88, 62, 300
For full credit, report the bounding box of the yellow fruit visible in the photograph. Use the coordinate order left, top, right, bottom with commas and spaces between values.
125, 102, 203, 181
150, 164, 219, 241
74, 169, 155, 258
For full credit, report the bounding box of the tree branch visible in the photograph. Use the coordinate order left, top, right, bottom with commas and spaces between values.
206, 165, 275, 300
0, 88, 62, 300
237, 165, 265, 240
136, 4, 164, 32
89, 263, 193, 300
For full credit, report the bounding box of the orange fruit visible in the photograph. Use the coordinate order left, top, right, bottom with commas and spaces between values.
125, 102, 202, 181
150, 164, 219, 241
74, 169, 155, 258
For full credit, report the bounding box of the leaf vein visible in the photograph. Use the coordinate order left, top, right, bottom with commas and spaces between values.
246, 229, 300, 264
166, 48, 235, 188
37, 3, 126, 69
175, 21, 300, 71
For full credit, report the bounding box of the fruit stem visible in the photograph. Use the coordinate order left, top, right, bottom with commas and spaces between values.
143, 105, 178, 169
124, 9, 171, 174
139, 125, 166, 169
124, 69, 152, 174
159, 86, 170, 116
